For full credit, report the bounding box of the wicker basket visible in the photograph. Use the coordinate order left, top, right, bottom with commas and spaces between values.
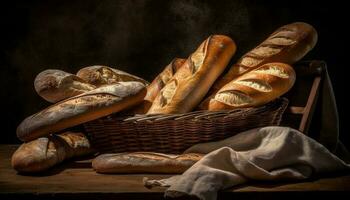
84, 97, 289, 154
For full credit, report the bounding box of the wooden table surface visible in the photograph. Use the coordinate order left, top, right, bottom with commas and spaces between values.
1, 145, 350, 200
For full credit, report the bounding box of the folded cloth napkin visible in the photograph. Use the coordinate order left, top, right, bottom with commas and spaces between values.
144, 126, 350, 200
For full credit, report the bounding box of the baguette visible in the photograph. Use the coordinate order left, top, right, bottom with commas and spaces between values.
34, 69, 96, 103
92, 152, 203, 174
130, 58, 186, 114
199, 22, 317, 109
17, 82, 146, 142
77, 65, 149, 87
208, 62, 295, 111
147, 35, 236, 114
12, 131, 93, 173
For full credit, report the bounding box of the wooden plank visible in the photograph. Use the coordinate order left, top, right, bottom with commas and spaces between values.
287, 106, 304, 114
299, 76, 321, 133
1, 144, 349, 200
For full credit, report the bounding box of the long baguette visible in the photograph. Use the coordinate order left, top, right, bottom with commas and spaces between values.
92, 152, 203, 174
208, 62, 295, 111
199, 22, 317, 109
130, 58, 186, 114
147, 35, 236, 114
77, 65, 149, 87
34, 69, 96, 103
17, 82, 146, 142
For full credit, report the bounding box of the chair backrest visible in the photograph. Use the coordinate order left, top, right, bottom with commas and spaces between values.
281, 60, 325, 134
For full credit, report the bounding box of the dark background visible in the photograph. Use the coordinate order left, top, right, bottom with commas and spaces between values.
1, 0, 349, 148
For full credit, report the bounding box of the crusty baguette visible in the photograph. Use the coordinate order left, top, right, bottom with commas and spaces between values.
34, 69, 96, 103
77, 65, 149, 87
12, 131, 93, 173
17, 82, 146, 142
92, 152, 203, 174
199, 22, 317, 109
208, 62, 295, 111
147, 35, 236, 114
130, 58, 186, 114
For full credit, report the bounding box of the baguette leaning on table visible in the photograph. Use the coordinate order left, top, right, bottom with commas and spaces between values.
199, 22, 317, 109
92, 152, 203, 174
34, 69, 96, 103
130, 58, 186, 114
208, 62, 295, 111
12, 131, 93, 173
77, 65, 149, 87
147, 35, 236, 114
17, 82, 147, 142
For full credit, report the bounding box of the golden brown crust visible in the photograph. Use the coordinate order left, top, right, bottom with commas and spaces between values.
11, 131, 93, 173
129, 58, 186, 114
92, 152, 203, 174
17, 82, 146, 142
199, 22, 317, 110
147, 35, 236, 114
208, 62, 295, 111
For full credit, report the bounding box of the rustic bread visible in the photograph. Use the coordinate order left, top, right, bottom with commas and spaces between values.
17, 82, 146, 142
199, 22, 317, 109
147, 35, 236, 114
34, 69, 96, 103
77, 65, 149, 87
92, 152, 203, 174
207, 62, 295, 111
130, 58, 186, 114
12, 131, 93, 173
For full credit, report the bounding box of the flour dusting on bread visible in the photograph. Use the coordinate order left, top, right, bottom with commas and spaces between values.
235, 79, 272, 92
255, 66, 289, 78
215, 90, 253, 106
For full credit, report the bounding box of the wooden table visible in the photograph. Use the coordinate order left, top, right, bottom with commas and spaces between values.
1, 145, 349, 200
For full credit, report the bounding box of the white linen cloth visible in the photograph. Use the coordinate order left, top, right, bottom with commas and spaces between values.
144, 126, 350, 200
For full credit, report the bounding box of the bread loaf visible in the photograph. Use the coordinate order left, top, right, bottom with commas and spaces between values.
12, 131, 93, 173
92, 152, 203, 174
77, 65, 149, 87
17, 82, 146, 142
199, 22, 317, 109
208, 62, 295, 111
147, 35, 236, 114
130, 58, 186, 114
34, 69, 96, 103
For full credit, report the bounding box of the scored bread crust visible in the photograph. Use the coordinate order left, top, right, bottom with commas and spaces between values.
34, 69, 96, 103
145, 58, 186, 104
147, 35, 236, 114
11, 131, 93, 173
208, 62, 295, 111
92, 152, 203, 174
77, 65, 149, 87
199, 22, 317, 109
129, 58, 186, 114
17, 82, 147, 142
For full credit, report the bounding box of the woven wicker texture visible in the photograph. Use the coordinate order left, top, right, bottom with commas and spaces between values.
84, 98, 289, 153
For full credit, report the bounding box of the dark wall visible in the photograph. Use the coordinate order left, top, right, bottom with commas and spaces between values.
1, 0, 349, 147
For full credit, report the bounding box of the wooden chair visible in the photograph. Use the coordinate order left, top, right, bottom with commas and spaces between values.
282, 60, 325, 134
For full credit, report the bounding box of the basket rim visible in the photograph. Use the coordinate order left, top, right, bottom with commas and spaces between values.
99, 97, 289, 122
